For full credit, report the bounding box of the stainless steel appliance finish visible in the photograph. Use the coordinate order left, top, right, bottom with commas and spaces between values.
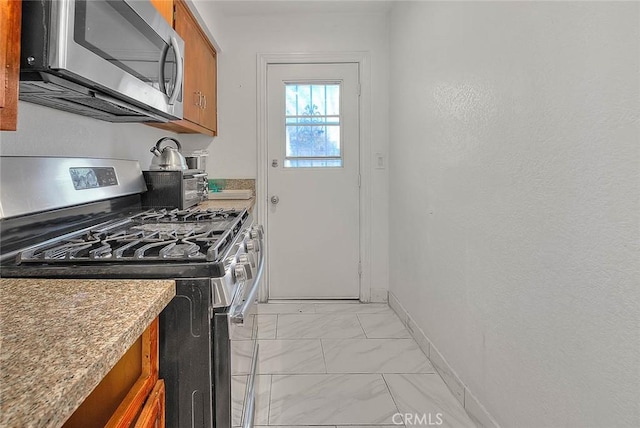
20, 0, 184, 122
142, 169, 208, 209
185, 150, 209, 171
0, 157, 146, 220
226, 225, 264, 428
149, 137, 189, 170
159, 213, 263, 428
166, 223, 263, 428
0, 156, 264, 428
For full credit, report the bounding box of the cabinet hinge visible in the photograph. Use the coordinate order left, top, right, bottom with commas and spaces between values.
358, 84, 361, 97
358, 262, 362, 277
358, 174, 361, 187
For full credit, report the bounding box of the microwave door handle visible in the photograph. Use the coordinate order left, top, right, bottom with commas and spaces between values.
158, 44, 169, 95
168, 36, 184, 106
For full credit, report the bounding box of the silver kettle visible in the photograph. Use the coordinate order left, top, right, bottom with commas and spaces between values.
149, 137, 188, 170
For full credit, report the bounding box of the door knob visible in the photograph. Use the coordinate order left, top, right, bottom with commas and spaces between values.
270, 196, 280, 205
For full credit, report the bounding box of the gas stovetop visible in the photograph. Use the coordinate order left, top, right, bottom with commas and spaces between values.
16, 208, 248, 264
0, 157, 254, 280
1, 207, 250, 279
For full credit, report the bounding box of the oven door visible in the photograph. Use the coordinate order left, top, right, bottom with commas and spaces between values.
228, 240, 264, 428
46, 0, 184, 119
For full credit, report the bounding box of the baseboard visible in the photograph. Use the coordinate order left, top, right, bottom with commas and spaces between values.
370, 288, 389, 303
388, 291, 500, 428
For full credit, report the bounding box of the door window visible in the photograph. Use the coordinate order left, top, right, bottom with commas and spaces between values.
284, 83, 342, 168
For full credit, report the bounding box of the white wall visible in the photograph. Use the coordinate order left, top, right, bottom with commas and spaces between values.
0, 102, 179, 166
197, 3, 390, 296
389, 2, 639, 427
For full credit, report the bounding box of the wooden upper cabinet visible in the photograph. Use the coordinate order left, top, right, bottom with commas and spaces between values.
174, 0, 204, 128
150, 0, 218, 136
198, 39, 217, 133
0, 0, 21, 131
149, 0, 173, 24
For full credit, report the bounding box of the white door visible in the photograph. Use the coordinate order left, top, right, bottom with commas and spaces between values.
267, 63, 360, 299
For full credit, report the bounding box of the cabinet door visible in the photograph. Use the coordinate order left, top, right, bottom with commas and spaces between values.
174, 0, 202, 125
0, 0, 21, 131
150, 0, 173, 24
147, 0, 217, 136
134, 380, 166, 428
199, 43, 217, 133
63, 319, 159, 428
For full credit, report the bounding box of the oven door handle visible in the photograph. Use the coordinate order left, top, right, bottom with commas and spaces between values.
241, 340, 259, 428
230, 254, 264, 324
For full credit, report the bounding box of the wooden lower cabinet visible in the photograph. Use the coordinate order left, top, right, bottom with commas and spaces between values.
63, 318, 165, 428
135, 380, 166, 428
0, 0, 22, 131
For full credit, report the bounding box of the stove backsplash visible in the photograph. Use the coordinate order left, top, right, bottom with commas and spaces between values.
0, 102, 213, 172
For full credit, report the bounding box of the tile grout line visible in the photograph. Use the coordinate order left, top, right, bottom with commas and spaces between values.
318, 338, 329, 374
355, 313, 370, 339
381, 373, 403, 424
266, 374, 273, 426
261, 304, 427, 427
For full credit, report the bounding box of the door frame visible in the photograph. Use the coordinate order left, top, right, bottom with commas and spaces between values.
256, 52, 372, 303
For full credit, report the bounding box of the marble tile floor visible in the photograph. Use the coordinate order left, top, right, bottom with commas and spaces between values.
232, 301, 477, 428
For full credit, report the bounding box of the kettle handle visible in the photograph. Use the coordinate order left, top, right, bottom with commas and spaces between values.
151, 137, 182, 154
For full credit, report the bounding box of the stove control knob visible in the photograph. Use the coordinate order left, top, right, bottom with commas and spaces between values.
236, 261, 254, 280
239, 253, 256, 268
250, 225, 264, 239
245, 239, 260, 253
235, 263, 248, 282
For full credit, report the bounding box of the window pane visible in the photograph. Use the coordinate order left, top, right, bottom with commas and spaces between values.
285, 84, 340, 116
284, 159, 343, 168
284, 83, 342, 168
324, 85, 340, 115
286, 125, 340, 157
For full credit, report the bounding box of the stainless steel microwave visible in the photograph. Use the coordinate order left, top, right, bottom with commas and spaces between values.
19, 0, 184, 123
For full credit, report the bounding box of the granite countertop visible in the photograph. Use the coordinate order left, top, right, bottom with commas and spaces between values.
199, 196, 256, 211
0, 278, 175, 428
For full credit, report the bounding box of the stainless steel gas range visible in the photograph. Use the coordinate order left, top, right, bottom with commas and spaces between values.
0, 156, 263, 428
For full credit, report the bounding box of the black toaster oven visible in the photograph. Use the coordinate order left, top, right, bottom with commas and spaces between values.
142, 170, 208, 209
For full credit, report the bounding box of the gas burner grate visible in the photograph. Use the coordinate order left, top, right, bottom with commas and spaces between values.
16, 218, 238, 264
11, 207, 249, 267
130, 207, 240, 223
